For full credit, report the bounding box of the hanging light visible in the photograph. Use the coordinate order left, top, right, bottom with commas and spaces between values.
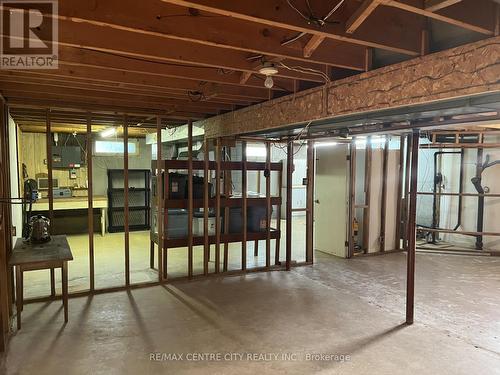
259, 62, 278, 89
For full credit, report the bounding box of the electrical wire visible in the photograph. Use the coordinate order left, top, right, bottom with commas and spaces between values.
281, 0, 345, 46
278, 61, 330, 83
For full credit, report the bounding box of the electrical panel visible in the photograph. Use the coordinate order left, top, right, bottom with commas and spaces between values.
51, 146, 84, 169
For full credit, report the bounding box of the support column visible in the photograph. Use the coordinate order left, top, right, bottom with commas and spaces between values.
406, 129, 420, 325
286, 141, 293, 270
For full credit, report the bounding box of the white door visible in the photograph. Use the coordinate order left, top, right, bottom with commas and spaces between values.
314, 144, 349, 257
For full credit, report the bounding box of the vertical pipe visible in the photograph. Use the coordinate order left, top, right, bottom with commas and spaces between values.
187, 120, 193, 278
156, 116, 163, 282
241, 140, 247, 271
305, 140, 314, 263
475, 145, 484, 250
265, 142, 272, 268
215, 139, 221, 273
86, 113, 95, 291
406, 129, 420, 325
380, 135, 389, 252
395, 136, 404, 250
203, 138, 209, 276
286, 141, 293, 270
348, 139, 356, 258
123, 116, 130, 286
45, 109, 53, 222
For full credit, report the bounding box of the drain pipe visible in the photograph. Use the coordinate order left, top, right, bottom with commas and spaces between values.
431, 151, 463, 243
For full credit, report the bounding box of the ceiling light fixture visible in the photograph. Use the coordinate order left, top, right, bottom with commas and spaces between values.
100, 127, 117, 138
259, 62, 278, 89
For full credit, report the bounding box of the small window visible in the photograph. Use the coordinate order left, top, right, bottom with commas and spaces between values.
94, 140, 138, 156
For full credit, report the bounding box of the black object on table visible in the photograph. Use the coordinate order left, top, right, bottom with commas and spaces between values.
9, 235, 73, 329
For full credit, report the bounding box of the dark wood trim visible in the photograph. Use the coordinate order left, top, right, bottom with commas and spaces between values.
285, 142, 293, 271
266, 142, 272, 268
123, 116, 130, 286
187, 119, 193, 278
86, 113, 95, 291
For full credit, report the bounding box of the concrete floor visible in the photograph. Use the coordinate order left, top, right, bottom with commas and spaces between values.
22, 217, 306, 299
2, 251, 500, 374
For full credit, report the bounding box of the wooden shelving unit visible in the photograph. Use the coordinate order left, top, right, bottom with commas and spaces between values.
150, 149, 283, 280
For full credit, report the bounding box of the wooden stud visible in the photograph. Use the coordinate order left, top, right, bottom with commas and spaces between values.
362, 136, 372, 253
215, 138, 221, 273
156, 116, 164, 282
348, 140, 356, 258
395, 135, 404, 250
203, 140, 209, 275
86, 113, 95, 291
305, 140, 314, 263
285, 141, 293, 270
266, 142, 272, 268
222, 145, 230, 272
123, 116, 130, 286
187, 119, 193, 278
380, 135, 389, 252
406, 129, 420, 325
163, 170, 169, 280
241, 140, 248, 271
46, 109, 54, 222
275, 160, 283, 265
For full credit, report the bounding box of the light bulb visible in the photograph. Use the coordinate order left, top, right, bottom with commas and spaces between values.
264, 75, 274, 89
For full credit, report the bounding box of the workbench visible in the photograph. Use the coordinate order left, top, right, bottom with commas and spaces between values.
9, 235, 74, 329
32, 196, 108, 236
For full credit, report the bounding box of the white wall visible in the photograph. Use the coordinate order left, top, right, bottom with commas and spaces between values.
419, 137, 500, 250
8, 114, 22, 241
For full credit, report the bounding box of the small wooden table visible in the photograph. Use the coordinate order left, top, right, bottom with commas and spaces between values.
9, 235, 74, 329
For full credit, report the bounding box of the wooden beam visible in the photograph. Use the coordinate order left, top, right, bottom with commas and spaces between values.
0, 75, 257, 106
387, 1, 494, 35
303, 35, 325, 58
425, 0, 462, 12
161, 0, 421, 55
239, 72, 252, 85
346, 0, 385, 34
53, 0, 367, 71
201, 36, 500, 138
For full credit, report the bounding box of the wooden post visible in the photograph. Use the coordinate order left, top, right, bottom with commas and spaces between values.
203, 139, 209, 276
265, 142, 272, 268
123, 116, 130, 286
156, 116, 163, 282
305, 140, 314, 263
86, 113, 95, 291
46, 109, 53, 222
163, 171, 169, 280
395, 135, 405, 250
187, 120, 193, 278
348, 140, 356, 258
215, 139, 221, 273
406, 129, 420, 325
380, 135, 389, 252
286, 141, 293, 270
362, 136, 372, 253
241, 140, 248, 271
275, 160, 283, 265
222, 145, 230, 272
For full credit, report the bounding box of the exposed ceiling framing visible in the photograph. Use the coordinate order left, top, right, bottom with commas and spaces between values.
1, 0, 498, 131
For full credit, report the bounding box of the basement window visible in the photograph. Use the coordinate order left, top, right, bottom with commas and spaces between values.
94, 140, 139, 156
